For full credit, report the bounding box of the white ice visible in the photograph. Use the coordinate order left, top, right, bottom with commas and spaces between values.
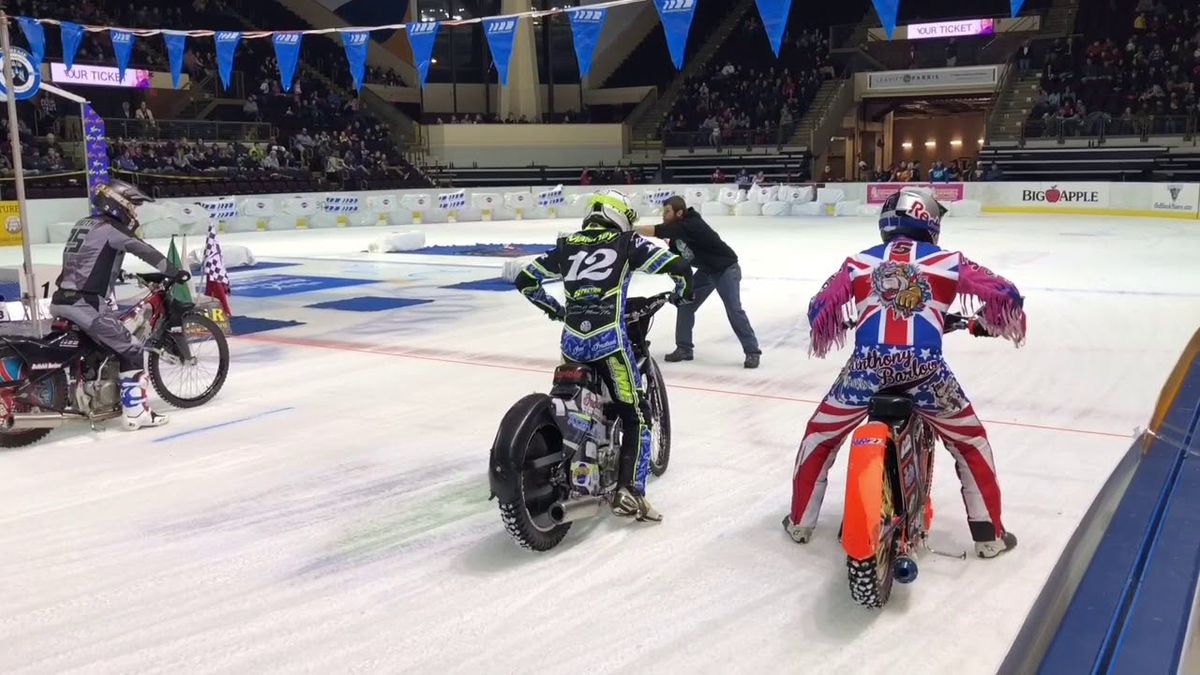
1, 214, 1197, 674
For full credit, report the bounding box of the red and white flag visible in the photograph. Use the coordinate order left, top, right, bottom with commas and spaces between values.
202, 217, 232, 316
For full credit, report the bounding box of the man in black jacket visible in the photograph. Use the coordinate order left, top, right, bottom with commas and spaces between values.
636, 196, 761, 368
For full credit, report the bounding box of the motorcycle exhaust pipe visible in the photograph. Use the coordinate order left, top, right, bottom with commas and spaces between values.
9, 412, 69, 430
549, 496, 604, 524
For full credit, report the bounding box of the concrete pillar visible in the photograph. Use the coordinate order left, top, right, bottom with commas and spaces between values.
498, 0, 541, 122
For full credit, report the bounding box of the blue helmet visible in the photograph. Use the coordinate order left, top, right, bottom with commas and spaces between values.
879, 187, 947, 244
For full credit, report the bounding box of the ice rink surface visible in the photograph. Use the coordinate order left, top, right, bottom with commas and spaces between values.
1, 213, 1198, 674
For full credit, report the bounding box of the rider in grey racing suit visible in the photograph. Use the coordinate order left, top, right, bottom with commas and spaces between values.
49, 180, 189, 430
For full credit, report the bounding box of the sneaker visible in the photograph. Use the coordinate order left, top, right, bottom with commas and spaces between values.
664, 348, 693, 363
782, 515, 813, 543
612, 487, 663, 522
744, 354, 761, 369
975, 531, 1018, 559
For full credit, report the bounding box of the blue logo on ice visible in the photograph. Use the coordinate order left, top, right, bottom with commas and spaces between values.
237, 275, 377, 298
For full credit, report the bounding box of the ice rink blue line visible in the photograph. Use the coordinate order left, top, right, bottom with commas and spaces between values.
153, 407, 296, 443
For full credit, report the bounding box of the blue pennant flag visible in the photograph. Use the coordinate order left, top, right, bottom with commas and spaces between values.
110, 30, 135, 82
754, 0, 793, 57
653, 0, 698, 70
405, 22, 440, 88
483, 16, 519, 86
871, 0, 900, 40
214, 31, 241, 91
1011, 0, 1025, 16
61, 22, 84, 71
17, 18, 45, 71
272, 32, 303, 92
163, 32, 186, 89
565, 7, 606, 78
341, 31, 370, 92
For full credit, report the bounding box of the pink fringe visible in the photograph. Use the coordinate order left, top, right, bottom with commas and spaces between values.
958, 256, 1027, 346
809, 264, 855, 358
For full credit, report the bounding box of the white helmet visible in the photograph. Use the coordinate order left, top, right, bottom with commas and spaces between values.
584, 189, 639, 232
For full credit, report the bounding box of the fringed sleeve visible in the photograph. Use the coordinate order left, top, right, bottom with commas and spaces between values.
957, 255, 1027, 346
808, 260, 855, 358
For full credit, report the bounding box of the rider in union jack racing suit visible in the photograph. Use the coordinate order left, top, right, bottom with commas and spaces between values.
783, 187, 1025, 558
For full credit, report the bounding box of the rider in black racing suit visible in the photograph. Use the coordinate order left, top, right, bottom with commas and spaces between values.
515, 190, 693, 521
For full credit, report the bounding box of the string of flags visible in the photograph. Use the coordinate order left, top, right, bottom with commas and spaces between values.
10, 0, 1026, 96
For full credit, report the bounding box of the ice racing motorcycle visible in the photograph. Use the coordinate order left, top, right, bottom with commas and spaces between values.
0, 273, 230, 448
489, 292, 673, 551
840, 313, 996, 608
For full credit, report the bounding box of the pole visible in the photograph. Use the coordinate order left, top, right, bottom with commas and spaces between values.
0, 13, 41, 334
450, 27, 458, 116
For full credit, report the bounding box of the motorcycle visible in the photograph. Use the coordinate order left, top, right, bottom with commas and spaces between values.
489, 292, 674, 551
0, 273, 230, 448
841, 313, 989, 608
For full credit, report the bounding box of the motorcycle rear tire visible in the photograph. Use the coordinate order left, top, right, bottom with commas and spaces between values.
0, 351, 68, 449
496, 396, 571, 552
847, 455, 901, 609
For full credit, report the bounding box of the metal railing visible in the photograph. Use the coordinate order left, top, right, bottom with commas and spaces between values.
662, 127, 797, 150
102, 118, 275, 142
1021, 113, 1198, 144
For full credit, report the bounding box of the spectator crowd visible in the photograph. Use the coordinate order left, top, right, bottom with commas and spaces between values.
662, 16, 836, 147
1028, 1, 1200, 137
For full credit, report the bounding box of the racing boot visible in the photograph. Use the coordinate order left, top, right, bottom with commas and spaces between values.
782, 515, 814, 543
612, 486, 662, 522
970, 521, 1018, 559
120, 369, 169, 431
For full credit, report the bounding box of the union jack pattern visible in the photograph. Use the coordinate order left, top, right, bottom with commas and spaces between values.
848, 239, 961, 348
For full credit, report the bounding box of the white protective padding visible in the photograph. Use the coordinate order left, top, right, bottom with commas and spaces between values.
505, 192, 533, 215
718, 187, 743, 206
140, 201, 203, 238
761, 201, 791, 217
401, 193, 434, 222
277, 195, 319, 230
367, 230, 427, 253
858, 203, 883, 217
792, 201, 826, 216
834, 201, 862, 216
816, 187, 846, 205
946, 199, 983, 217
702, 201, 731, 217
47, 221, 75, 243
188, 243, 256, 269
684, 187, 711, 205
734, 200, 762, 216
308, 194, 362, 229
502, 255, 538, 283
779, 185, 815, 203
561, 193, 593, 218
750, 184, 778, 204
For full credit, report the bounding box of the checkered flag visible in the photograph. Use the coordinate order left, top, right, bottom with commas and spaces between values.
202, 217, 232, 316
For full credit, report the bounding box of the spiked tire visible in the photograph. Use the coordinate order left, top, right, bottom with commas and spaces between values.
645, 358, 671, 477
493, 397, 571, 551
847, 530, 900, 609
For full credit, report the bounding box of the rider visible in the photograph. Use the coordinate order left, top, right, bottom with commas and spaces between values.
49, 180, 190, 431
784, 187, 1026, 558
515, 190, 693, 522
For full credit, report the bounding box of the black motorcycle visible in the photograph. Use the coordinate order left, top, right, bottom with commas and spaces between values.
0, 273, 230, 448
490, 292, 673, 551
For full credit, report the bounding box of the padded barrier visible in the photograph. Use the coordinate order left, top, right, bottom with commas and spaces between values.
367, 230, 427, 253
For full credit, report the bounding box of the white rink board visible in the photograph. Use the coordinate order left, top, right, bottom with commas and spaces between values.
0, 213, 1198, 674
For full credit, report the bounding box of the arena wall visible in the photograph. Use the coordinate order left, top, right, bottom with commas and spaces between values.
10, 181, 1199, 246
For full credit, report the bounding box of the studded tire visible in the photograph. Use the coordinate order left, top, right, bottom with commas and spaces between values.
645, 358, 671, 477
495, 402, 571, 552
847, 528, 900, 609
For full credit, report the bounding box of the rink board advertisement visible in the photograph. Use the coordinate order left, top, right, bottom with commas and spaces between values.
984, 182, 1112, 213
0, 201, 23, 246
1150, 183, 1199, 217
866, 183, 964, 205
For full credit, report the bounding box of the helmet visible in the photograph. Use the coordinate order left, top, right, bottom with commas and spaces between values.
879, 187, 947, 244
583, 189, 638, 232
93, 179, 153, 230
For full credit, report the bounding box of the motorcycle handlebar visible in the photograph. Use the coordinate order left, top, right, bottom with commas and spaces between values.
624, 292, 675, 322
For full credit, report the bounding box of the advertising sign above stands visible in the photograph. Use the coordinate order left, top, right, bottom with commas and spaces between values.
863, 65, 1001, 95
907, 18, 995, 40
48, 62, 151, 88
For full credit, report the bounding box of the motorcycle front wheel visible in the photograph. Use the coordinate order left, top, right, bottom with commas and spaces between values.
148, 313, 230, 408
644, 357, 671, 477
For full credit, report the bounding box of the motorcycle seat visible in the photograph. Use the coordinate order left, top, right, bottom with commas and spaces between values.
868, 395, 914, 422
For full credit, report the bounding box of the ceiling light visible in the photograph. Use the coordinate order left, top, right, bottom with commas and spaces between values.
950, 139, 963, 146
901, 141, 913, 149
925, 140, 936, 148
